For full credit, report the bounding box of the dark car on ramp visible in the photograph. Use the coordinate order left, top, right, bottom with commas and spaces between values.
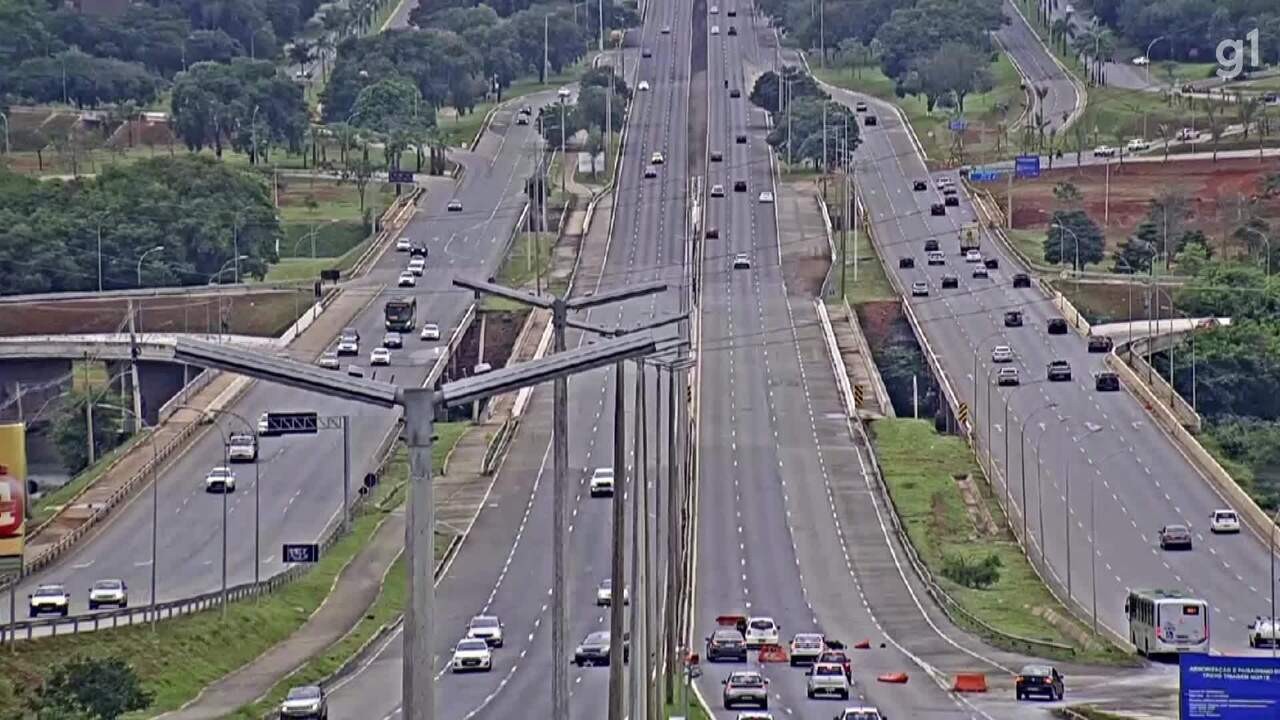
705, 628, 748, 662
1015, 664, 1065, 701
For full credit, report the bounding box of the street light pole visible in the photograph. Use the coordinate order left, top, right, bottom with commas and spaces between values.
136, 245, 164, 286
607, 362, 627, 720
1033, 417, 1070, 569
1019, 403, 1058, 550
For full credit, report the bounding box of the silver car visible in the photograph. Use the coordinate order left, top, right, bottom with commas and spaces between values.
991, 345, 1013, 363
279, 685, 328, 719
807, 662, 850, 699
88, 579, 128, 609
723, 670, 769, 709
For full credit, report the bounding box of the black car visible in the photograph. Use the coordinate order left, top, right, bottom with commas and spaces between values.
1012, 273, 1032, 288
899, 257, 915, 268
733, 180, 747, 192
984, 257, 999, 269
729, 88, 741, 98
705, 628, 748, 662
705, 227, 719, 239
1003, 310, 1023, 327
912, 179, 928, 191
409, 244, 428, 258
1047, 359, 1072, 381
727, 7, 736, 15
710, 151, 723, 161
1047, 318, 1068, 335
574, 630, 629, 666
727, 25, 737, 35
944, 195, 959, 206
864, 115, 877, 126
930, 203, 946, 216
735, 134, 747, 144
642, 48, 653, 58
924, 239, 940, 252
1095, 371, 1120, 392
855, 101, 868, 112
1087, 335, 1114, 353
941, 274, 959, 289
1015, 664, 1064, 701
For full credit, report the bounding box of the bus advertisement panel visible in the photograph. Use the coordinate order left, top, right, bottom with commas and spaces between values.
1180, 653, 1280, 719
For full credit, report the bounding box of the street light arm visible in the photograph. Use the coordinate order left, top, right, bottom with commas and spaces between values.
453, 276, 554, 310
566, 279, 668, 310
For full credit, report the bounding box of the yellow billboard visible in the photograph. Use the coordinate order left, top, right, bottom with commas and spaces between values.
0, 423, 28, 575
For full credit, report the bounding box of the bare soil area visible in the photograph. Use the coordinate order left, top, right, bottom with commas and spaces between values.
0, 290, 314, 338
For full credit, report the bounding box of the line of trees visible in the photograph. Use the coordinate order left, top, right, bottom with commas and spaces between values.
0, 0, 326, 108
756, 0, 1006, 113
169, 58, 309, 162
0, 156, 281, 295
1088, 0, 1280, 67
751, 68, 861, 169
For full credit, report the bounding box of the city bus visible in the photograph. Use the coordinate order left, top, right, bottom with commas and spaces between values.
1125, 589, 1209, 657
384, 296, 417, 331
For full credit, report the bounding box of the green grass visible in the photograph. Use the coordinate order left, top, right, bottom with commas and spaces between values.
266, 179, 396, 281
69, 361, 109, 392
437, 67, 586, 148
818, 182, 895, 303
0, 426, 467, 720
277, 179, 395, 224
869, 418, 1132, 665
667, 696, 713, 720
815, 52, 1028, 163
1242, 75, 1280, 92
29, 431, 147, 527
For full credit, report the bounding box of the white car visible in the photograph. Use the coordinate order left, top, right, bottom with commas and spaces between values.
420, 323, 441, 341
451, 638, 493, 672
1210, 509, 1240, 533
279, 685, 327, 719
589, 467, 615, 497
1249, 617, 1278, 648
735, 715, 773, 720
651, 151, 665, 165
927, 251, 946, 265
964, 250, 982, 263
398, 271, 416, 287
758, 191, 774, 203
28, 584, 70, 617
661, 25, 671, 33
991, 345, 1014, 363
337, 337, 359, 355
807, 661, 851, 699
972, 265, 990, 279
910, 281, 929, 297
88, 579, 128, 609
596, 578, 630, 606
408, 258, 426, 276
227, 433, 258, 462
1126, 138, 1151, 152
638, 80, 650, 91
557, 86, 572, 99
447, 199, 463, 212
733, 253, 751, 269
711, 25, 720, 34
710, 4, 719, 12
370, 347, 391, 366
1132, 55, 1149, 66
743, 616, 779, 648
1092, 145, 1118, 158
644, 166, 658, 178
1176, 127, 1199, 141
205, 466, 236, 493
395, 237, 411, 252
257, 412, 271, 435
317, 352, 340, 370
835, 707, 886, 720
466, 615, 505, 646
711, 184, 725, 197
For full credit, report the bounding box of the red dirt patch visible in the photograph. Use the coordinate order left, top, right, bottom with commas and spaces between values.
0, 290, 314, 338
1009, 158, 1280, 254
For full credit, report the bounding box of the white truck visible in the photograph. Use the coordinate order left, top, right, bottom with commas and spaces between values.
959, 222, 980, 254
1248, 617, 1278, 648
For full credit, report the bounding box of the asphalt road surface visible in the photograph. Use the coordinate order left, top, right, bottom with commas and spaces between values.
6, 94, 555, 628
323, 0, 694, 717
843, 80, 1280, 657
998, 0, 1082, 134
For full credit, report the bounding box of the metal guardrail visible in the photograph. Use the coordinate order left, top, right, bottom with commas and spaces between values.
480, 418, 517, 475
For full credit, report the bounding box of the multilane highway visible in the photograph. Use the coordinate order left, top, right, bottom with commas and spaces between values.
839, 75, 1279, 656
5, 95, 554, 625
324, 0, 693, 716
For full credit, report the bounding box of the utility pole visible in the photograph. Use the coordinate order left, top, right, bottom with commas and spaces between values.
453, 277, 669, 720
629, 366, 644, 720
664, 363, 678, 703
127, 298, 142, 434
607, 363, 627, 720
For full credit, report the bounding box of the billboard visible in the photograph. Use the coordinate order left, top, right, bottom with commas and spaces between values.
1180, 653, 1280, 719
0, 424, 28, 575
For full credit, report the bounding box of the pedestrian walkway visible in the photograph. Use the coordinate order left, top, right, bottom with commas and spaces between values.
825, 301, 892, 419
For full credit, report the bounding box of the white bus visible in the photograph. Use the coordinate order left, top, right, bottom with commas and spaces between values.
1125, 589, 1209, 656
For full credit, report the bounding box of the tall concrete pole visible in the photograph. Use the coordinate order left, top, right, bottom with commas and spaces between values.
552, 302, 570, 720
402, 388, 437, 720
629, 364, 643, 720
665, 366, 678, 703
607, 362, 627, 720
644, 366, 658, 720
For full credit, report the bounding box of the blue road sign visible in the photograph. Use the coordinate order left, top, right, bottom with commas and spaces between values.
388, 170, 415, 184
1014, 154, 1041, 178
948, 118, 968, 132
968, 168, 1002, 182
1180, 653, 1280, 719
282, 543, 320, 563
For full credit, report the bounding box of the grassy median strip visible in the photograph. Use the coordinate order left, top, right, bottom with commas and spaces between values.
869, 419, 1131, 665
0, 424, 464, 719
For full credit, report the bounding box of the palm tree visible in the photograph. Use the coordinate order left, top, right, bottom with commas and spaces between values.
1051, 18, 1071, 55
1203, 99, 1222, 161
288, 40, 313, 72
1156, 123, 1172, 163
1237, 97, 1260, 140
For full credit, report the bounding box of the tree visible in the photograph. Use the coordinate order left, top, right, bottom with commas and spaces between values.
1052, 181, 1082, 208
583, 127, 604, 176
1043, 209, 1104, 270
915, 42, 992, 113
30, 656, 153, 720
749, 66, 824, 114
52, 389, 124, 474
1111, 221, 1156, 273
287, 39, 313, 69
350, 76, 429, 134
